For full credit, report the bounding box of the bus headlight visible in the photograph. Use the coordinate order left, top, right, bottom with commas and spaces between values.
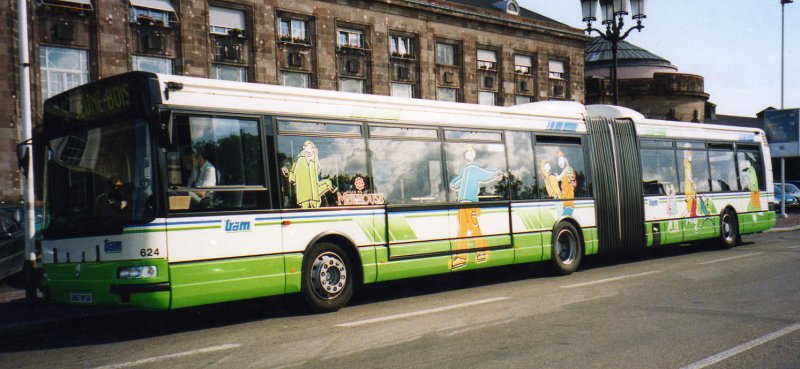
117, 266, 158, 279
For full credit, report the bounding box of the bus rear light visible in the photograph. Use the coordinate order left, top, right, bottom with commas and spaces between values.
117, 266, 158, 279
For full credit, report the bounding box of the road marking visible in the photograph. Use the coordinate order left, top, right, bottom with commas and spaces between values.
92, 343, 241, 369
337, 297, 510, 327
678, 322, 800, 369
698, 252, 763, 265
559, 270, 662, 289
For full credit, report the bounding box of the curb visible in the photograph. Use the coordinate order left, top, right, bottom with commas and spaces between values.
767, 225, 800, 233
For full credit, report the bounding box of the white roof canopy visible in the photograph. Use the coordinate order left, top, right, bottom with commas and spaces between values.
549, 60, 565, 73
130, 0, 175, 13
209, 6, 245, 30
38, 0, 93, 11
514, 55, 532, 67
477, 49, 497, 63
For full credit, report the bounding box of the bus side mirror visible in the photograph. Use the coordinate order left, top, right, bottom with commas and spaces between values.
16, 141, 30, 177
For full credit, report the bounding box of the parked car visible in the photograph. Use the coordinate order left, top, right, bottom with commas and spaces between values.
0, 207, 43, 237
773, 185, 799, 209
0, 213, 24, 281
776, 182, 800, 199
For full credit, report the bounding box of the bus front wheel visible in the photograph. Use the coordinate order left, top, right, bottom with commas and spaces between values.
301, 242, 354, 313
551, 222, 583, 275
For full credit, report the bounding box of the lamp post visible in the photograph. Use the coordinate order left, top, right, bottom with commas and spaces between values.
580, 0, 647, 106
780, 0, 793, 219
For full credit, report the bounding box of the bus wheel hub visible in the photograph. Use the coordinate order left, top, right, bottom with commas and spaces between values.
311, 252, 347, 298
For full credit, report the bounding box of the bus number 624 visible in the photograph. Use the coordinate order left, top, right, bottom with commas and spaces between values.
140, 248, 160, 257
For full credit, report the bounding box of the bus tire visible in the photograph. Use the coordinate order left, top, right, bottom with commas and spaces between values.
717, 209, 739, 249
551, 222, 583, 275
301, 242, 353, 313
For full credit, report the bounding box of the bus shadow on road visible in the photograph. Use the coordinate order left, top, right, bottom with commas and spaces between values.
0, 241, 756, 353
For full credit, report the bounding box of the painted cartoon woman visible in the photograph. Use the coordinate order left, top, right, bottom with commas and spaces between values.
556, 151, 577, 216
282, 140, 336, 208
683, 150, 697, 217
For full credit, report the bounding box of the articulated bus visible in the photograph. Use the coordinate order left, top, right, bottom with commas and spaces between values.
36, 72, 776, 312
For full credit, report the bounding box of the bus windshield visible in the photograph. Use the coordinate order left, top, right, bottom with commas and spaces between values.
43, 120, 155, 238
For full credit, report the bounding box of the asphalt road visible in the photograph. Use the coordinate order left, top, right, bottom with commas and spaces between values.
1, 230, 798, 369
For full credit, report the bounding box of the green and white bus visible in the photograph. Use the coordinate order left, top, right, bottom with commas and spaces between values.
36, 72, 776, 312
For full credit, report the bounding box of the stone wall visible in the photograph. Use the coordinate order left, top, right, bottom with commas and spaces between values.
586, 72, 709, 123
0, 0, 587, 203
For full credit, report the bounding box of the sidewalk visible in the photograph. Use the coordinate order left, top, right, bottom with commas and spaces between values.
1, 214, 798, 338
771, 212, 800, 232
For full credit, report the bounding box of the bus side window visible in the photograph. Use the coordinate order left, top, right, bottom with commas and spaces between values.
167, 115, 267, 212
277, 131, 370, 209
443, 141, 507, 203
709, 144, 738, 192
534, 136, 588, 203
504, 131, 537, 200
640, 145, 678, 195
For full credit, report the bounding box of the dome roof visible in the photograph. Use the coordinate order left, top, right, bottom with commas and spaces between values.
585, 37, 675, 69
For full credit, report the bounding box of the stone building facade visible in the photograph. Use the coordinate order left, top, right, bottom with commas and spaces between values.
584, 37, 710, 123
0, 0, 587, 203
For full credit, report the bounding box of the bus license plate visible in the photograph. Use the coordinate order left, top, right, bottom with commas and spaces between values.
69, 292, 93, 304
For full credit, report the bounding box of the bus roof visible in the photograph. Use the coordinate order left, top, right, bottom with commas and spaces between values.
586, 104, 768, 145
155, 74, 588, 133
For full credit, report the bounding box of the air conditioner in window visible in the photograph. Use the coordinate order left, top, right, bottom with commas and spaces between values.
519, 80, 529, 92
483, 76, 494, 89
288, 52, 304, 67
552, 84, 565, 97
443, 71, 454, 84
346, 60, 360, 74
143, 32, 165, 51
222, 44, 241, 62
52, 22, 75, 42
397, 65, 410, 80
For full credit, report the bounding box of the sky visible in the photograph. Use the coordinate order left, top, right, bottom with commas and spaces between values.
518, 0, 800, 117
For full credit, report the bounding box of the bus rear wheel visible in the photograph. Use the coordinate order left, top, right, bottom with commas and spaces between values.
302, 242, 353, 313
551, 222, 583, 275
717, 209, 739, 249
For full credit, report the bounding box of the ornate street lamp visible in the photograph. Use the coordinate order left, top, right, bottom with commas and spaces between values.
580, 0, 647, 105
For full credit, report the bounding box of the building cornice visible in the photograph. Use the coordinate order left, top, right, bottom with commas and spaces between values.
370, 0, 590, 42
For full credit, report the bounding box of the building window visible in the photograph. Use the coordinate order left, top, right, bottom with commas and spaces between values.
391, 83, 413, 98
478, 91, 496, 106
515, 95, 533, 105
435, 43, 456, 66
129, 0, 176, 27
514, 55, 532, 75
132, 55, 173, 74
477, 49, 497, 70
548, 60, 565, 79
39, 46, 89, 101
279, 17, 308, 43
390, 35, 413, 58
338, 28, 364, 49
212, 64, 247, 82
339, 78, 365, 93
437, 87, 457, 102
209, 6, 246, 36
281, 71, 310, 88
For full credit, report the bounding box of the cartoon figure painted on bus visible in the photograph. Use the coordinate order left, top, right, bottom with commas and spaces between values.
556, 150, 577, 216
683, 150, 698, 218
742, 162, 761, 212
449, 145, 503, 270
282, 140, 337, 208
540, 151, 576, 217
665, 182, 679, 233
